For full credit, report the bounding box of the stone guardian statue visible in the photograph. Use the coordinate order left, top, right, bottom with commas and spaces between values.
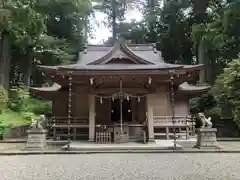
197, 112, 212, 128
25, 114, 47, 150
30, 114, 46, 130
194, 112, 220, 149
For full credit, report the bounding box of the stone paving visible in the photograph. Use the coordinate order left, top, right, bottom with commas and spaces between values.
0, 143, 24, 151
1, 141, 240, 152
0, 153, 240, 180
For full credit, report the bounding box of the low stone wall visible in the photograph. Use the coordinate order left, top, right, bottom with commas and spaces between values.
3, 125, 30, 139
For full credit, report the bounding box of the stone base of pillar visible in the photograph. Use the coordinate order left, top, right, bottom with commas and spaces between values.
148, 138, 155, 143
88, 138, 95, 142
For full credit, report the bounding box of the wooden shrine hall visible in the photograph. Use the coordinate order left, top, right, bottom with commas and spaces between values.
30, 39, 211, 143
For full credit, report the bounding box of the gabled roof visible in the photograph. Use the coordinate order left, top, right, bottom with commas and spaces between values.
77, 39, 166, 66
36, 39, 204, 72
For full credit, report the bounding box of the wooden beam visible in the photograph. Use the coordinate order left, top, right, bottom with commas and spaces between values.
90, 88, 149, 94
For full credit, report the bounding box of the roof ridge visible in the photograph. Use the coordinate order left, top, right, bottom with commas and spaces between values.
120, 42, 155, 64
86, 40, 156, 65
126, 43, 154, 47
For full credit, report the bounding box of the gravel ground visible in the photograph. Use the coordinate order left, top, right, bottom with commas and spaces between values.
0, 154, 239, 180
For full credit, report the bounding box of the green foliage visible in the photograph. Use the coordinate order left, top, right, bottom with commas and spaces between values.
0, 86, 52, 134
191, 0, 240, 76
190, 93, 216, 114
0, 109, 31, 134
190, 58, 240, 127
95, 0, 129, 24
189, 93, 223, 125
2, 0, 46, 48
0, 87, 8, 113
213, 59, 240, 125
205, 107, 222, 124
35, 34, 76, 65
8, 86, 52, 115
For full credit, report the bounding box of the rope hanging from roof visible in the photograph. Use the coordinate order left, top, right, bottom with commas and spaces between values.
169, 70, 177, 149
67, 72, 72, 149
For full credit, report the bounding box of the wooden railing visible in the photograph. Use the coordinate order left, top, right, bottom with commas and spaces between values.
153, 116, 192, 126
51, 116, 89, 127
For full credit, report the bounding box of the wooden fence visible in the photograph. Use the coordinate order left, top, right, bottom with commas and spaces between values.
96, 132, 112, 143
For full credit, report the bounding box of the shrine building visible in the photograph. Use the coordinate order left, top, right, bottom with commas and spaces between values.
30, 39, 211, 143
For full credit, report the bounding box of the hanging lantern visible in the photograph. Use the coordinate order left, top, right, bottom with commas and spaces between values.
89, 77, 94, 85
148, 77, 152, 84
138, 96, 141, 103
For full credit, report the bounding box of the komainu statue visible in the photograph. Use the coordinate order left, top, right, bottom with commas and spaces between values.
197, 112, 212, 128
30, 114, 46, 130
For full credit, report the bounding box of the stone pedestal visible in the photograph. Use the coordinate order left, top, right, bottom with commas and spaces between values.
25, 129, 47, 150
194, 128, 220, 149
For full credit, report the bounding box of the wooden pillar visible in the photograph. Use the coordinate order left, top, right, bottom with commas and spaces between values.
186, 126, 189, 140
147, 94, 155, 142
73, 128, 76, 140
132, 99, 136, 122
53, 128, 56, 140
166, 127, 169, 140
88, 95, 95, 142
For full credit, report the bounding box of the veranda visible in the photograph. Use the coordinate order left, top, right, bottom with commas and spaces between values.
47, 73, 194, 144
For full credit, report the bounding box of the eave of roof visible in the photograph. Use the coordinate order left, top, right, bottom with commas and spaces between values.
36, 64, 205, 76
183, 64, 204, 71
30, 83, 61, 92
178, 82, 211, 94
57, 63, 183, 70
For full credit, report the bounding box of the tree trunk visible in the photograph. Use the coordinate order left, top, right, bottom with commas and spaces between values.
147, 0, 156, 42
23, 47, 33, 88
205, 53, 213, 84
191, 0, 208, 23
192, 0, 209, 83
112, 0, 117, 42
84, 17, 88, 43
198, 39, 205, 83
0, 32, 11, 96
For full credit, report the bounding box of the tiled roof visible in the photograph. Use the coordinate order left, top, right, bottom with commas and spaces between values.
37, 39, 204, 71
